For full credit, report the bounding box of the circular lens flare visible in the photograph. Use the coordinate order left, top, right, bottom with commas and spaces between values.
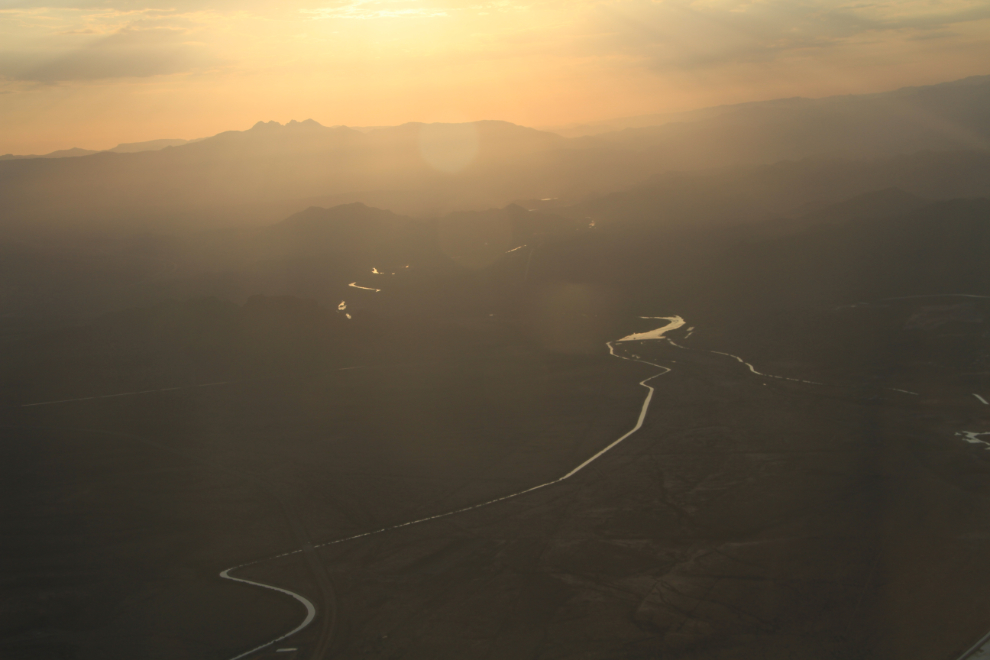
418, 122, 479, 174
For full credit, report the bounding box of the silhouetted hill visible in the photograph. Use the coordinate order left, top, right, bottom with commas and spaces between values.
162, 202, 587, 324
517, 190, 990, 328
0, 139, 194, 161
4, 76, 990, 237
107, 138, 193, 154
560, 151, 990, 231
581, 75, 990, 168
0, 147, 100, 160
738, 188, 931, 240
266, 203, 421, 257
0, 119, 595, 235
712, 198, 990, 308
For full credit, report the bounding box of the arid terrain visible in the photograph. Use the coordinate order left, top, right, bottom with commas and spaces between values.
3, 74, 990, 660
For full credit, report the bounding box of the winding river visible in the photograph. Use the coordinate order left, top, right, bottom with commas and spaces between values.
224, 314, 923, 657
218, 316, 685, 658
221, 312, 925, 658
16, 301, 982, 658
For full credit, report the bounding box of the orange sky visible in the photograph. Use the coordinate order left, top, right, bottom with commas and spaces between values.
2, 0, 990, 154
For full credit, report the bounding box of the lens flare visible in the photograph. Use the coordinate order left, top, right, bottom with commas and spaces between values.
418, 122, 479, 174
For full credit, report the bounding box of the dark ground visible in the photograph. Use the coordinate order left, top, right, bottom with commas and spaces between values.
3, 184, 990, 660
4, 301, 990, 660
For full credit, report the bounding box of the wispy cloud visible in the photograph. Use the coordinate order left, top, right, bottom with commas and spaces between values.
0, 25, 220, 82
303, 1, 450, 19
582, 0, 990, 71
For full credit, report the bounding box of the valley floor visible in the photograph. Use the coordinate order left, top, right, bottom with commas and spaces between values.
4, 305, 990, 660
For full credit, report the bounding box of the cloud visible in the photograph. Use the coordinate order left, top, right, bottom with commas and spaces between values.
303, 1, 451, 19
580, 0, 990, 71
0, 0, 987, 92
0, 0, 345, 11
0, 26, 218, 82
0, 1, 231, 9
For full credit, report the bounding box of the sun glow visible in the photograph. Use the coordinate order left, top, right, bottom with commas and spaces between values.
2, 0, 989, 153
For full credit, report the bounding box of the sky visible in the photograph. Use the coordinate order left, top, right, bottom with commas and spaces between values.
1, 0, 990, 154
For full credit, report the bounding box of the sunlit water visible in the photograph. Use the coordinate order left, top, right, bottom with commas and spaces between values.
617, 316, 686, 342
959, 431, 990, 450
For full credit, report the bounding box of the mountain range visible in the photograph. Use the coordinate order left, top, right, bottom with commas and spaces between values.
2, 75, 988, 237
0, 138, 196, 160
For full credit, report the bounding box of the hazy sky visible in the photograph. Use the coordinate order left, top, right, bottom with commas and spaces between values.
2, 0, 989, 153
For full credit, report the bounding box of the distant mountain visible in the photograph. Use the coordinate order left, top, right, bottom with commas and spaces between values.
3, 75, 990, 237
551, 74, 990, 137
0, 147, 100, 160
263, 202, 581, 259
559, 151, 990, 232
0, 119, 622, 235
258, 202, 434, 271
151, 201, 588, 324
579, 75, 990, 168
518, 186, 990, 323
0, 138, 194, 161
107, 138, 193, 154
